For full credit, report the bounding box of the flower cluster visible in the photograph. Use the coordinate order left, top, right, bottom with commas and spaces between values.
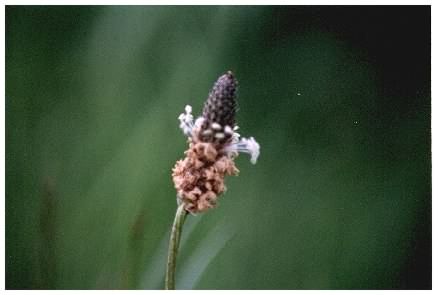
172, 71, 260, 213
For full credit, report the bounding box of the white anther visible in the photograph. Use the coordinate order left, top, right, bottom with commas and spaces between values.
211, 122, 222, 130
202, 129, 213, 136
224, 125, 233, 134
215, 132, 225, 139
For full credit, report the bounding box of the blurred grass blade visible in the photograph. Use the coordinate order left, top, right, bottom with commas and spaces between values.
177, 220, 236, 289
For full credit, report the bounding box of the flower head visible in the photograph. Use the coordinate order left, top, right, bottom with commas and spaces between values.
172, 71, 260, 214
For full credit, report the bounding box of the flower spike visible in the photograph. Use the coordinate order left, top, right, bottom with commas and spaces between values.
172, 71, 260, 213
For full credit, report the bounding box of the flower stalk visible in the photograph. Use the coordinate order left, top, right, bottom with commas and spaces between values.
165, 204, 187, 290
165, 71, 260, 289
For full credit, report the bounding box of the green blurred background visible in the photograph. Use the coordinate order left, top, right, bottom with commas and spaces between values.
6, 6, 431, 289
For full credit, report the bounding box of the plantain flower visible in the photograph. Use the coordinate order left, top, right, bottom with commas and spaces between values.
172, 71, 260, 214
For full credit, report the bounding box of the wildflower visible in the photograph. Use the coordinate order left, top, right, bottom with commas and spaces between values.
172, 71, 260, 214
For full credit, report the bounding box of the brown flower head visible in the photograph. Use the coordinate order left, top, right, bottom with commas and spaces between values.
172, 71, 260, 214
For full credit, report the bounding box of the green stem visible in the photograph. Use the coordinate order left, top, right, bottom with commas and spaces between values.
165, 204, 188, 290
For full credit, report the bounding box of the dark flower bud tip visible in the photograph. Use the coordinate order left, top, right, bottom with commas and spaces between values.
200, 71, 238, 143
202, 71, 237, 127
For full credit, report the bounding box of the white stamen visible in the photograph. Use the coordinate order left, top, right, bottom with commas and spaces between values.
211, 122, 222, 130
215, 132, 225, 139
185, 105, 192, 114
224, 125, 233, 135
202, 129, 213, 136
178, 105, 194, 137
225, 136, 260, 164
177, 105, 260, 164
231, 131, 240, 144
